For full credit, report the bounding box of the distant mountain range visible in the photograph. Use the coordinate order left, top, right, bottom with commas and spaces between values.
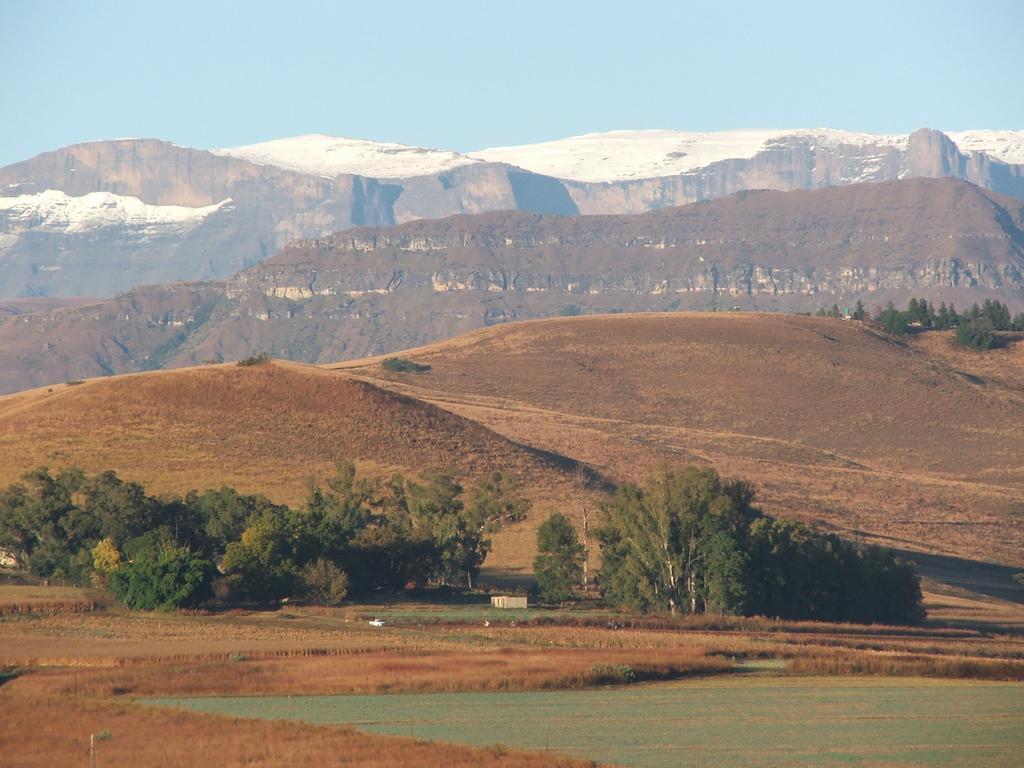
1, 176, 1021, 395
2, 127, 1023, 299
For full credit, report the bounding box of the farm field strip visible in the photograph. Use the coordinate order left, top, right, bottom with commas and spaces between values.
148, 676, 1024, 768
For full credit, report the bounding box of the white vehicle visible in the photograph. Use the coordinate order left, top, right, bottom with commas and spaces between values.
368, 618, 385, 627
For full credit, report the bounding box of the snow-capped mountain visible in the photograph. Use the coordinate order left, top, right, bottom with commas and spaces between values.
1, 127, 1022, 299
213, 134, 483, 179
946, 131, 1024, 165
214, 128, 1024, 184
471, 129, 912, 183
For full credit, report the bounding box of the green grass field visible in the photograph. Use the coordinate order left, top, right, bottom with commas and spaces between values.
150, 676, 1024, 767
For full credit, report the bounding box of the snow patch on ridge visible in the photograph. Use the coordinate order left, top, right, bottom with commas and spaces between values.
947, 131, 1024, 165
208, 129, 1024, 184
0, 190, 231, 234
470, 129, 909, 182
212, 134, 483, 179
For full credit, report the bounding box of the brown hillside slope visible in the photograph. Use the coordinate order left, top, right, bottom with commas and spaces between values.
333, 313, 1024, 568
0, 362, 587, 508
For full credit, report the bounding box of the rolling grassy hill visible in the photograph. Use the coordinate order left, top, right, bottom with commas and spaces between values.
332, 313, 1024, 571
0, 312, 1020, 592
0, 361, 589, 512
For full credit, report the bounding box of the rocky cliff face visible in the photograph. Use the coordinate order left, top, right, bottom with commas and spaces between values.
1, 178, 1021, 394
564, 129, 1024, 214
2, 129, 1023, 299
0, 141, 571, 298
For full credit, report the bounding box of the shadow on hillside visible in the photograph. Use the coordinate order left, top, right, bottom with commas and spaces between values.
892, 548, 1023, 604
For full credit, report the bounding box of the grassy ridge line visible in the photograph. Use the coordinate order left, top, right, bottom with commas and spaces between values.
0, 362, 592, 508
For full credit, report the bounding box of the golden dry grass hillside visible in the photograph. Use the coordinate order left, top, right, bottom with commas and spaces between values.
1, 312, 1021, 589
0, 361, 587, 509
332, 312, 1024, 570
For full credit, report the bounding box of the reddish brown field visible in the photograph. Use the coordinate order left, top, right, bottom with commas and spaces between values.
8, 646, 728, 698
0, 694, 595, 768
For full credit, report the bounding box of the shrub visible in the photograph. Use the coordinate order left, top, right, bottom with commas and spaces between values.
954, 317, 993, 351
237, 352, 271, 367
91, 538, 121, 575
589, 664, 636, 684
299, 558, 350, 605
381, 357, 431, 373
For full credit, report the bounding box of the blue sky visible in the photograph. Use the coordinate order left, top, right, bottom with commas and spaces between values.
1, 0, 1021, 167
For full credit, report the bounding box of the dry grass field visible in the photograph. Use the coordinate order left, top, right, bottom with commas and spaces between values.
0, 585, 97, 615
0, 693, 596, 768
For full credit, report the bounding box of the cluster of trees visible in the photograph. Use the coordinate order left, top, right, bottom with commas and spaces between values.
814, 298, 1023, 351
876, 298, 1023, 350
1, 463, 926, 625
381, 357, 431, 373
0, 464, 529, 609
590, 468, 924, 624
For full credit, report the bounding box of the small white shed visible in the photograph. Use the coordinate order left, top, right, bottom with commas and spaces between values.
490, 595, 528, 609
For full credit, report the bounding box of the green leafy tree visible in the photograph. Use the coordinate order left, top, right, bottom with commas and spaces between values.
406, 470, 529, 588
109, 531, 214, 610
534, 513, 584, 603
406, 469, 465, 585
0, 467, 84, 578
947, 303, 960, 326
223, 509, 301, 603
597, 467, 750, 614
461, 472, 531, 588
186, 487, 281, 553
80, 470, 160, 546
305, 462, 372, 558
599, 467, 924, 624
880, 302, 910, 335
